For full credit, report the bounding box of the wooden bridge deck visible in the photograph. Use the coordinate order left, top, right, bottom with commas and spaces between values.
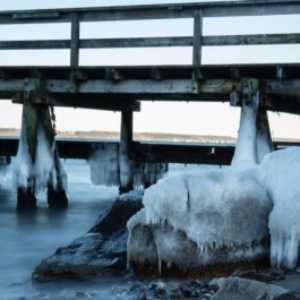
0, 1, 299, 114
0, 1, 300, 168
1, 64, 300, 113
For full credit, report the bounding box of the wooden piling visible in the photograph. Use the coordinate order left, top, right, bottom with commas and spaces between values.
256, 107, 274, 163
119, 109, 134, 194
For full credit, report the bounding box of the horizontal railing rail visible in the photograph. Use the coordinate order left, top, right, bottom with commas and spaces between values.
0, 1, 299, 67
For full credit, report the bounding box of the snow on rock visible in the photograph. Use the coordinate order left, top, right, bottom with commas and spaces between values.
127, 168, 272, 272
210, 277, 292, 300
257, 147, 300, 269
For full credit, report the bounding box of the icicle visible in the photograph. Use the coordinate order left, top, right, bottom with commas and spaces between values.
158, 254, 162, 275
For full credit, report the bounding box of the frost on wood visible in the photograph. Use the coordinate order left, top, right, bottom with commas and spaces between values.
89, 144, 168, 188
127, 169, 272, 271
257, 147, 300, 269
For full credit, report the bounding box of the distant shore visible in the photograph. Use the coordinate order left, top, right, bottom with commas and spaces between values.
0, 128, 299, 144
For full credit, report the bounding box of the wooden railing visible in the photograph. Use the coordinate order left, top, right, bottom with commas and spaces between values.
0, 1, 299, 67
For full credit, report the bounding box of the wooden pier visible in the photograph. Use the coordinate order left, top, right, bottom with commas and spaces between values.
1, 0, 300, 206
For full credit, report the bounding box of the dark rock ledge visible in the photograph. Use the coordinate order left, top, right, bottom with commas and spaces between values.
33, 190, 144, 281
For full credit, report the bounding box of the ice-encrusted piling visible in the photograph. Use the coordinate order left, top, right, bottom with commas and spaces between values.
127, 78, 273, 274
231, 78, 259, 169
119, 110, 134, 193
89, 110, 168, 191
257, 147, 300, 269
13, 104, 67, 209
256, 107, 273, 163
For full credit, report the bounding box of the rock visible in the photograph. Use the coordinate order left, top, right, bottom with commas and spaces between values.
210, 277, 293, 300
33, 190, 144, 281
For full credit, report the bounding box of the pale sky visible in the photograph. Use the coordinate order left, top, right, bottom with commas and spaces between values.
0, 0, 300, 139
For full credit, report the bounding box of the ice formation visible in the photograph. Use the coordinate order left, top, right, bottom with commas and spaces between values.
256, 108, 274, 163
231, 82, 259, 169
13, 108, 67, 196
257, 147, 300, 269
127, 170, 272, 271
0, 156, 10, 182
127, 80, 274, 272
89, 144, 168, 188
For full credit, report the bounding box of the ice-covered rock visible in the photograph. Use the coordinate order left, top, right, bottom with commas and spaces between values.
257, 147, 300, 269
127, 169, 272, 273
127, 79, 273, 273
210, 277, 292, 300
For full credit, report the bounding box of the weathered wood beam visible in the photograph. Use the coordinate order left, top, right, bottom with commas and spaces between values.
0, 40, 70, 50
70, 13, 80, 67
1, 33, 299, 51
43, 79, 195, 94
202, 34, 300, 46
193, 10, 203, 67
0, 65, 300, 80
2, 77, 300, 97
32, 94, 141, 111
0, 1, 299, 24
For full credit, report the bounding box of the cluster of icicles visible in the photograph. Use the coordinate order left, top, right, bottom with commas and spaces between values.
89, 143, 168, 188
127, 90, 300, 272
13, 112, 67, 194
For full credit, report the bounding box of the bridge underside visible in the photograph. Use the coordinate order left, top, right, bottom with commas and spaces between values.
0, 65, 299, 114
0, 136, 296, 166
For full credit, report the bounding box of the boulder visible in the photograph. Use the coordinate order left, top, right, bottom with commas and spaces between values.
210, 277, 293, 300
33, 190, 144, 281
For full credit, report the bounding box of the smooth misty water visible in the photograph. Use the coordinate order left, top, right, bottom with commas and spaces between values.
0, 160, 218, 300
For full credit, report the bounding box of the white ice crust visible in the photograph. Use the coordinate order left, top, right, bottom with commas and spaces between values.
127, 89, 300, 271
13, 118, 67, 192
89, 144, 167, 188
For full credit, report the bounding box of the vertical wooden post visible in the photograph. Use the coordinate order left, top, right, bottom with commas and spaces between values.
193, 10, 203, 67
119, 110, 134, 194
70, 13, 80, 67
256, 107, 274, 163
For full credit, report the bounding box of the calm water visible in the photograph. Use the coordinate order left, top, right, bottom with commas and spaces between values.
0, 160, 217, 300
0, 159, 129, 300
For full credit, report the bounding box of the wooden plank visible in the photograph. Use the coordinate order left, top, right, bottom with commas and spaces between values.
0, 1, 299, 24
0, 33, 299, 51
0, 37, 191, 51
80, 37, 192, 48
0, 40, 70, 50
0, 0, 300, 24
13, 12, 60, 19
193, 10, 203, 67
203, 34, 300, 46
70, 13, 80, 68
44, 79, 194, 94
0, 65, 295, 80
34, 94, 141, 111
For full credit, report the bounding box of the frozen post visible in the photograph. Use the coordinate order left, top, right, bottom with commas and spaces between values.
42, 107, 68, 209
14, 103, 68, 209
256, 107, 274, 163
231, 78, 260, 168
119, 109, 134, 194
